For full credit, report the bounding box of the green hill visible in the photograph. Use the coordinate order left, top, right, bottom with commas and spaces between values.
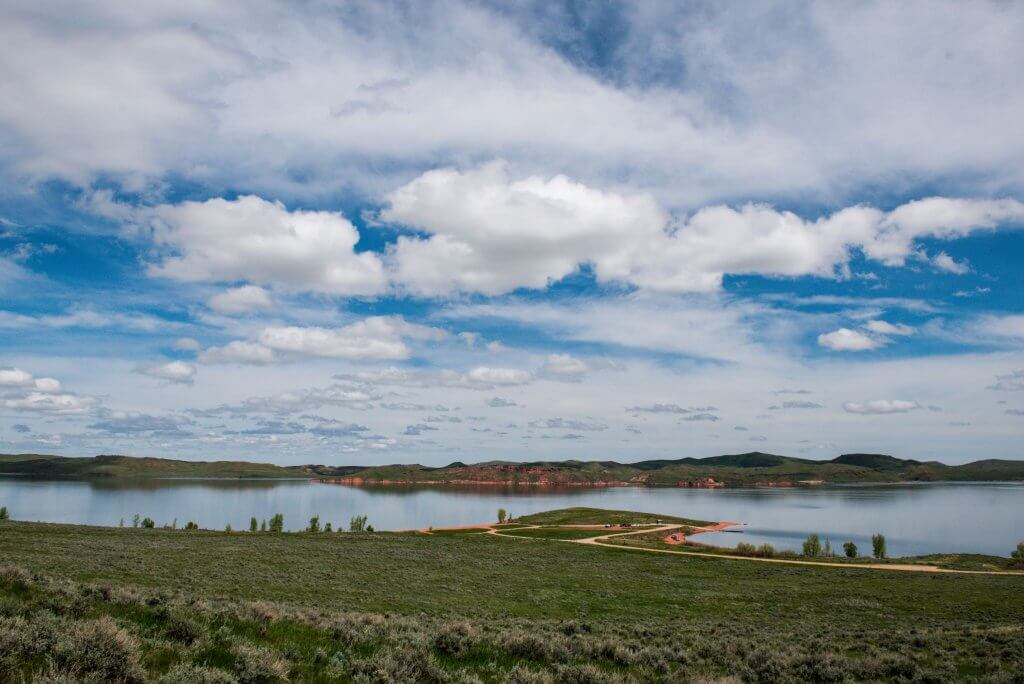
2, 451, 1023, 485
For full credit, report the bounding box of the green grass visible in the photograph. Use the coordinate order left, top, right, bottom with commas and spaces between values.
493, 527, 612, 540
516, 506, 710, 526
426, 527, 490, 536
1, 514, 1023, 681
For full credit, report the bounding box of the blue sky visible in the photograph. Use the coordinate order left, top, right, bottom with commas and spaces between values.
1, 1, 1023, 465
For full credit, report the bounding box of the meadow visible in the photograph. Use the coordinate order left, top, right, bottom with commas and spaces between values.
1, 512, 1023, 682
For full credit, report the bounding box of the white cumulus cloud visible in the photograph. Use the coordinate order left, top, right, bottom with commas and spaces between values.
537, 354, 589, 382
136, 360, 197, 384
843, 400, 921, 415
383, 164, 1024, 295
199, 341, 275, 365
144, 196, 386, 296
257, 316, 445, 361
818, 328, 883, 352
207, 285, 273, 315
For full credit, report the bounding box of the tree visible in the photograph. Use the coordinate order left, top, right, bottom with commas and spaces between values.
0, 506, 8, 520
119, 517, 124, 527
225, 523, 232, 533
172, 518, 178, 530
141, 517, 155, 529
308, 515, 321, 533
260, 519, 267, 532
872, 533, 887, 559
132, 513, 140, 528
843, 541, 858, 558
1011, 542, 1024, 561
823, 538, 833, 558
250, 517, 258, 532
349, 515, 368, 532
324, 522, 333, 533
802, 534, 821, 558
497, 508, 507, 524
366, 524, 374, 533
185, 521, 198, 530
269, 513, 284, 533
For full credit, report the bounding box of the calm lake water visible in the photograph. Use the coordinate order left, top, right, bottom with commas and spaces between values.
1, 478, 1021, 557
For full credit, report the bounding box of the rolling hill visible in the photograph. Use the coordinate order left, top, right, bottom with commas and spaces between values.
3, 451, 1023, 486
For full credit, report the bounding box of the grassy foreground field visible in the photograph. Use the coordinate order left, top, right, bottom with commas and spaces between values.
1, 515, 1023, 682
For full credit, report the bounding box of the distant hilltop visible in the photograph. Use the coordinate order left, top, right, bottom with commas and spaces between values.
2, 451, 1023, 486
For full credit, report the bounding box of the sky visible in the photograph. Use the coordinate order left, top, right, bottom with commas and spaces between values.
1, 0, 1023, 466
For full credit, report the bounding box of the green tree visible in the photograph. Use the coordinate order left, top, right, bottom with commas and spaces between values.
260, 519, 267, 532
250, 517, 258, 532
823, 538, 833, 557
269, 513, 284, 533
185, 521, 198, 530
324, 522, 333, 533
349, 515, 368, 532
843, 541, 858, 558
132, 513, 140, 528
1010, 542, 1024, 560
141, 517, 155, 529
308, 515, 321, 533
0, 506, 8, 520
497, 508, 507, 524
225, 523, 232, 533
872, 533, 887, 559
119, 517, 124, 527
366, 524, 374, 532
802, 534, 821, 558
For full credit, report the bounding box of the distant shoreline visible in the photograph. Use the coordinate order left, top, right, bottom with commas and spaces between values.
3, 451, 1024, 486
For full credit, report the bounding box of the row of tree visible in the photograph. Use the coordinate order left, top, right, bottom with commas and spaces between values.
112, 512, 372, 533
302, 514, 371, 533
802, 533, 887, 559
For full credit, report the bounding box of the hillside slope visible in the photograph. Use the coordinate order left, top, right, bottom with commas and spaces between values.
3, 451, 1023, 485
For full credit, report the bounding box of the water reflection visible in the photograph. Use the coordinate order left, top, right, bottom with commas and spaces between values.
0, 477, 1020, 557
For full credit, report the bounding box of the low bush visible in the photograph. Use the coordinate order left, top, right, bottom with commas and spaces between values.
160, 662, 238, 683
433, 619, 477, 657
349, 642, 449, 683
232, 643, 290, 683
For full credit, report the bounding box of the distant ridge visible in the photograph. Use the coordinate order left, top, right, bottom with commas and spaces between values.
3, 451, 1022, 486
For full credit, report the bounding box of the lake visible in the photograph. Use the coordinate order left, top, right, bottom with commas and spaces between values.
1, 477, 1021, 557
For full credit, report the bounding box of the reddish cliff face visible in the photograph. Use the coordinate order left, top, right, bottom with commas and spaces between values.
321, 468, 735, 488
674, 477, 725, 489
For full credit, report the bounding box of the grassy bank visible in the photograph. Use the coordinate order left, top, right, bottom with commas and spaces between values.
516, 507, 709, 526
1, 515, 1023, 681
